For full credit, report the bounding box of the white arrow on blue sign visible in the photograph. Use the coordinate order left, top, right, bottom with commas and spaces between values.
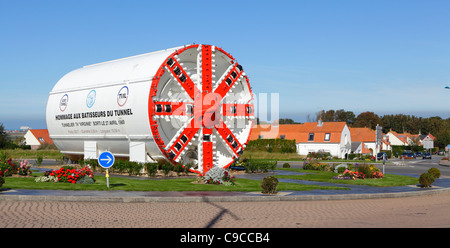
98, 151, 115, 169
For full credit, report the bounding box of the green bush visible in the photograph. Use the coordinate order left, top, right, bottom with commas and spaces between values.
145, 162, 158, 177
76, 175, 96, 184
0, 176, 4, 188
428, 167, 440, 179
282, 163, 290, 168
173, 164, 184, 176
161, 162, 173, 176
246, 139, 296, 153
261, 176, 278, 194
243, 160, 277, 173
336, 165, 347, 174
419, 173, 435, 187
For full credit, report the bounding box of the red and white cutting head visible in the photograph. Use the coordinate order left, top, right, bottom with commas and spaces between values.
148, 44, 254, 175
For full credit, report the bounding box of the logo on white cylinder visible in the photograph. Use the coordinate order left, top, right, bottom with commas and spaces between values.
59, 94, 69, 112
86, 90, 96, 108
117, 86, 129, 106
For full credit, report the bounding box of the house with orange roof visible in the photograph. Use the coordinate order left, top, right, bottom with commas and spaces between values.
386, 131, 409, 146
24, 129, 53, 150
386, 130, 425, 147
349, 127, 377, 155
249, 120, 352, 158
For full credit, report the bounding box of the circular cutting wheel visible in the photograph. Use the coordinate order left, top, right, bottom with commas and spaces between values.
148, 44, 254, 175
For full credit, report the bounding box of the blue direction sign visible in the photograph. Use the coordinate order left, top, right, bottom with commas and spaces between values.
98, 151, 115, 169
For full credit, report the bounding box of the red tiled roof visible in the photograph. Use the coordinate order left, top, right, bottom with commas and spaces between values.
249, 122, 347, 143
29, 129, 53, 144
349, 127, 376, 142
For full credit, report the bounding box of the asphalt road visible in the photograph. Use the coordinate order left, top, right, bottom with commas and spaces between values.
279, 155, 450, 177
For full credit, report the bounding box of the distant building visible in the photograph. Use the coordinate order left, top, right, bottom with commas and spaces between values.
381, 134, 392, 151
24, 129, 53, 150
420, 134, 435, 150
249, 120, 352, 159
349, 127, 376, 155
386, 131, 410, 146
386, 130, 434, 148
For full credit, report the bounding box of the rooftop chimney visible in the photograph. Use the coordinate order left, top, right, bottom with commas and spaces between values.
317, 118, 323, 127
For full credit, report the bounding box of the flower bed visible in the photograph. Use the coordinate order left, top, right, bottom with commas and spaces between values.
43, 166, 95, 184
332, 167, 384, 180
202, 167, 236, 186
0, 158, 32, 177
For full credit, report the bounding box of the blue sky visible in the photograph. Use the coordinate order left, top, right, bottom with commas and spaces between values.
1, 0, 450, 130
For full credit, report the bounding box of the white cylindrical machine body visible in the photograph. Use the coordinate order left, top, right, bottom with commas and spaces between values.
46, 44, 254, 174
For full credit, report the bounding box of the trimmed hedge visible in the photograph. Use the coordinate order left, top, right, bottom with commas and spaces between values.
246, 139, 296, 153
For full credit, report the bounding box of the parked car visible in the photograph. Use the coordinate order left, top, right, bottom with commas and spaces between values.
401, 152, 416, 159
377, 152, 388, 160
422, 152, 432, 159
415, 152, 423, 158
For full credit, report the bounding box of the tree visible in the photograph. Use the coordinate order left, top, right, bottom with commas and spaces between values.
335, 109, 356, 124
0, 123, 8, 148
278, 118, 299, 124
353, 112, 381, 130
315, 109, 355, 123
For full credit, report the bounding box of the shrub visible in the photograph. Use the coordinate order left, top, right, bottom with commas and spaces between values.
161, 162, 173, 176
84, 159, 99, 172
183, 163, 193, 175
282, 163, 290, 168
145, 162, 158, 177
334, 164, 348, 173
243, 160, 277, 173
0, 176, 4, 188
173, 164, 184, 176
419, 173, 435, 187
428, 167, 440, 179
261, 176, 278, 194
246, 139, 296, 153
303, 161, 331, 171
35, 155, 43, 166
76, 175, 96, 184
126, 161, 142, 176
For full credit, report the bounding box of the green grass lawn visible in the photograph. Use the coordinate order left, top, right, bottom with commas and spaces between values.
1, 171, 348, 192
276, 168, 418, 187
1, 149, 63, 160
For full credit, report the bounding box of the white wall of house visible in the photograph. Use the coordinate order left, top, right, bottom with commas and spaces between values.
24, 130, 41, 150
338, 125, 352, 158
386, 132, 406, 146
24, 130, 40, 146
381, 142, 391, 151
297, 124, 352, 159
297, 143, 341, 158
422, 136, 434, 150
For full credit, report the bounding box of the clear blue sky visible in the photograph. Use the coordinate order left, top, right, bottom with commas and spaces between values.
1, 0, 450, 130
